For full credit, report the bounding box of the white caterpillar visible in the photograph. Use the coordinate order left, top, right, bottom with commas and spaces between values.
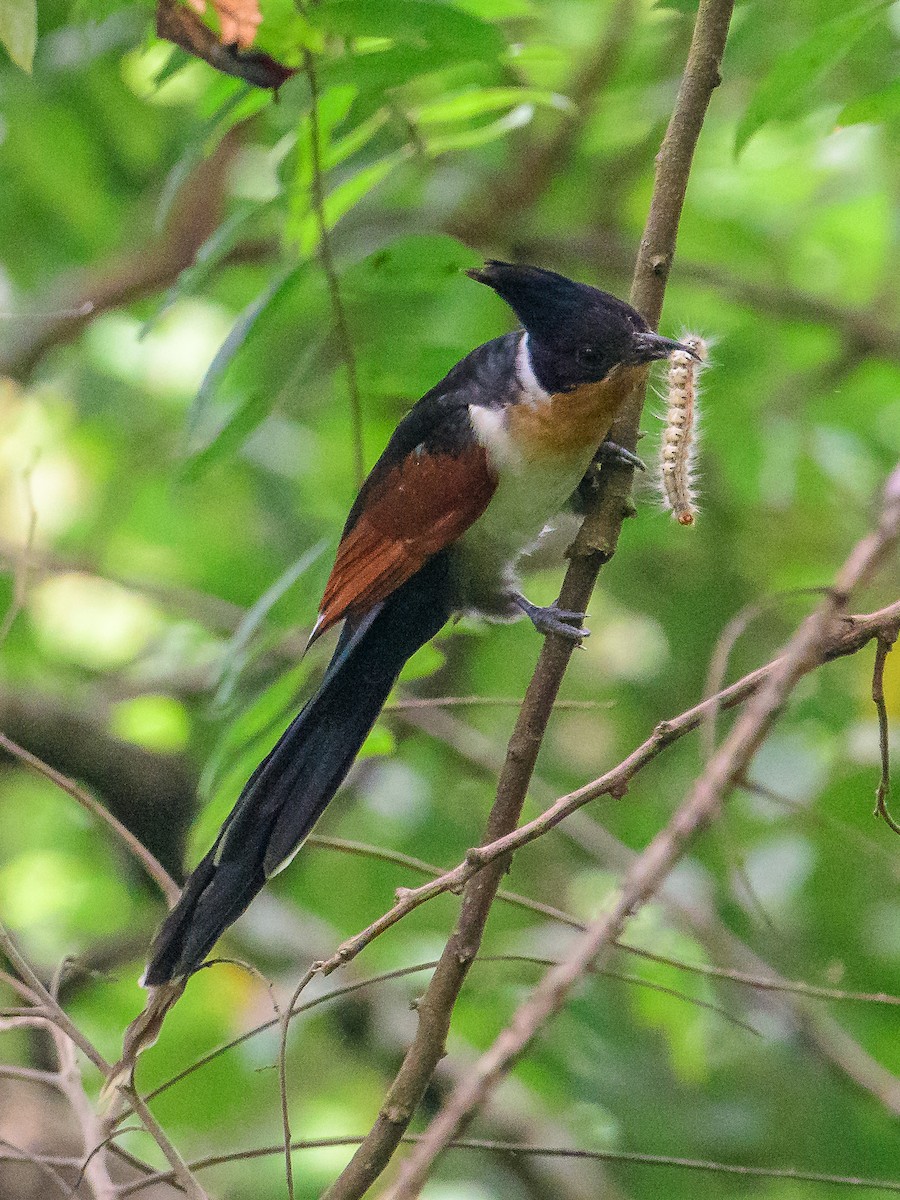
660, 335, 708, 526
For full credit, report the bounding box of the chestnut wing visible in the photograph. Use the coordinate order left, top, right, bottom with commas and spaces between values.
314, 442, 496, 640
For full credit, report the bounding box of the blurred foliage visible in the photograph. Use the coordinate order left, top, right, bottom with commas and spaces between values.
0, 0, 899, 1197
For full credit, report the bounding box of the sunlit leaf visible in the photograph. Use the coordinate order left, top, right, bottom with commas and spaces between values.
0, 0, 36, 72
321, 44, 452, 93
412, 85, 570, 125
422, 103, 536, 155
398, 641, 445, 683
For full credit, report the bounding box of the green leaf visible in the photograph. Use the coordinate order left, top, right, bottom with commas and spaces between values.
194, 659, 319, 851
411, 86, 570, 125
397, 641, 445, 683
358, 723, 396, 759
0, 0, 36, 72
312, 0, 504, 61
185, 264, 327, 471
422, 104, 536, 155
735, 0, 891, 154
321, 44, 452, 93
145, 201, 274, 334
839, 79, 900, 126
288, 148, 411, 252
290, 83, 388, 196
181, 389, 276, 481
213, 541, 329, 709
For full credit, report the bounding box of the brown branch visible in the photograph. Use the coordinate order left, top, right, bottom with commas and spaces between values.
386, 463, 900, 1197
50, 1023, 116, 1200
872, 631, 899, 833
117, 1135, 900, 1197
0, 923, 208, 1199
307, 601, 900, 986
95, 597, 896, 1124
561, 801, 900, 1119
321, 5, 734, 1197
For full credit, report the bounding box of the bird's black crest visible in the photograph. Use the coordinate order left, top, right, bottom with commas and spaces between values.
467, 260, 678, 392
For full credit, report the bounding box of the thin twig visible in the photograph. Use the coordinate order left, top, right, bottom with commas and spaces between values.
0, 924, 108, 1075
0, 923, 207, 1200
622, 940, 900, 1007
0, 733, 179, 906
741, 777, 900, 874
303, 48, 365, 487
51, 1023, 116, 1200
116, 1134, 900, 1197
278, 964, 316, 1200
700, 587, 829, 761
299, 601, 899, 975
872, 633, 899, 833
107, 920, 900, 1116
387, 695, 611, 711
0, 1063, 62, 1085
0, 1136, 72, 1196
128, 949, 753, 1113
120, 1085, 208, 1200
384, 464, 900, 1196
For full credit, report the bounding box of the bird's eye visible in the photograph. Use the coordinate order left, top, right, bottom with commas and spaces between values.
577, 345, 599, 365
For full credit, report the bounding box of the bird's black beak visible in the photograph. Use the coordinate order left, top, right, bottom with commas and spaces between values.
630, 332, 700, 364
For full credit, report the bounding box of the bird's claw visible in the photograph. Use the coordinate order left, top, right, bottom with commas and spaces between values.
514, 595, 590, 641
595, 440, 646, 472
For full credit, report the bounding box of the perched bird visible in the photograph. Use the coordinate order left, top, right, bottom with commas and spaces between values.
144, 261, 690, 985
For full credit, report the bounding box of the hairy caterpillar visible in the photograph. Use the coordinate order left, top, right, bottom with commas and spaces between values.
659, 335, 708, 526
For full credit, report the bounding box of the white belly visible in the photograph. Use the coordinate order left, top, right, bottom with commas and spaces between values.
453, 341, 600, 617
452, 445, 593, 616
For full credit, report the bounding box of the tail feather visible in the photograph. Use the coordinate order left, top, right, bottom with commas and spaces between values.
144, 555, 452, 985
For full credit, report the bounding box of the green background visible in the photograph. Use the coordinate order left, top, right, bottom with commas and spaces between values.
0, 0, 898, 1196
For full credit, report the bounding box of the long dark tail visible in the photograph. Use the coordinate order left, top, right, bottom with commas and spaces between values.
144, 554, 452, 985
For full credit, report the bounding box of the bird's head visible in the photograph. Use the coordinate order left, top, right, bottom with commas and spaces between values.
467, 260, 693, 393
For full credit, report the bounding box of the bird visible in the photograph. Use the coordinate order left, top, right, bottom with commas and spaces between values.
143, 261, 691, 986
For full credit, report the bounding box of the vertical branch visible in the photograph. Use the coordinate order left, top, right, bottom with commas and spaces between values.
321, 4, 734, 1198
384, 464, 900, 1199
50, 1026, 116, 1200
872, 632, 899, 833
303, 48, 366, 487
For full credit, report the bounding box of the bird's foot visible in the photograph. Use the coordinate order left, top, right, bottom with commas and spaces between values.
514, 594, 589, 641
595, 439, 646, 472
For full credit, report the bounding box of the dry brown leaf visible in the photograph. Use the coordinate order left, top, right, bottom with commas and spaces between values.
188, 0, 262, 49
157, 0, 295, 88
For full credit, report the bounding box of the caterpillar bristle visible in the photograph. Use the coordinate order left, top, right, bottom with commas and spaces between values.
659, 334, 708, 527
